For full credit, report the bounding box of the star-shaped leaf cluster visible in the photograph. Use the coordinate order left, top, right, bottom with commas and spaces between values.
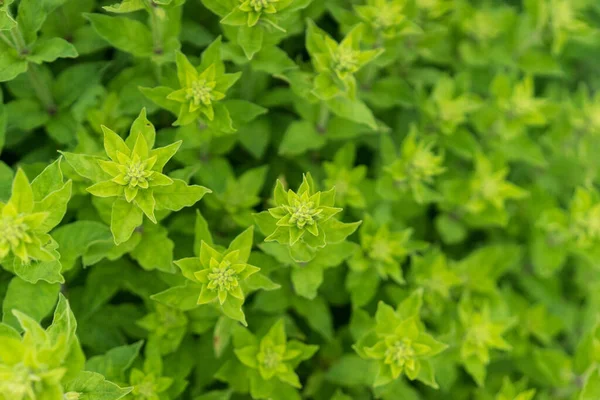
354, 290, 448, 388
254, 173, 361, 263
0, 159, 72, 284
233, 319, 318, 398
152, 227, 278, 326
62, 109, 210, 244
307, 21, 383, 100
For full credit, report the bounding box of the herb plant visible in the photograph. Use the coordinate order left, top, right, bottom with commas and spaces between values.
1, 0, 600, 399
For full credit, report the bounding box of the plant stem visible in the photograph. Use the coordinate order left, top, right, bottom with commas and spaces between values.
3, 5, 25, 53
0, 32, 13, 48
9, 23, 27, 55
28, 64, 56, 113
153, 63, 163, 83
316, 102, 330, 133
149, 5, 164, 55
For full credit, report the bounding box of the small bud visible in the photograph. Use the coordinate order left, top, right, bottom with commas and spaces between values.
64, 392, 81, 400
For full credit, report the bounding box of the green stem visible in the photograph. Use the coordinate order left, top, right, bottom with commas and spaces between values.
153, 62, 163, 83
363, 62, 378, 89
240, 63, 253, 101
316, 102, 330, 133
8, 14, 27, 55
9, 28, 26, 54
0, 32, 13, 48
149, 5, 164, 55
3, 5, 25, 53
28, 64, 56, 112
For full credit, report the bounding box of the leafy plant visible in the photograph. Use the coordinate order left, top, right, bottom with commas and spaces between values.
2, 0, 600, 399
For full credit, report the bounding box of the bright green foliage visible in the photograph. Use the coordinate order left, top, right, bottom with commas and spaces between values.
0, 294, 131, 400
355, 0, 420, 40
494, 377, 536, 400
378, 127, 445, 203
2, 0, 600, 399
0, 0, 16, 32
458, 299, 515, 386
0, 160, 71, 284
193, 241, 258, 306
354, 290, 448, 388
104, 0, 185, 13
347, 216, 427, 306
203, 0, 313, 58
129, 368, 173, 400
142, 38, 243, 131
1, 170, 59, 263
438, 152, 528, 233
536, 187, 600, 268
222, 0, 288, 28
464, 153, 529, 215
152, 226, 277, 325
323, 143, 367, 209
167, 48, 240, 125
203, 165, 268, 228
255, 173, 361, 263
474, 74, 548, 140
307, 21, 383, 100
421, 75, 481, 136
62, 109, 210, 244
0, 0, 78, 83
136, 303, 188, 355
231, 319, 318, 398
86, 0, 184, 63
410, 249, 462, 315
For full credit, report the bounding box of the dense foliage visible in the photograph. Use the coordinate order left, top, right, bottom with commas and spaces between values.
0, 0, 600, 399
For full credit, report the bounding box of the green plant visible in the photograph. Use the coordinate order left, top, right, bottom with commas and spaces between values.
1, 0, 600, 399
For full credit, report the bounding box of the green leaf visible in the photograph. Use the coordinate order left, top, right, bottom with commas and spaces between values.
13, 257, 64, 284
103, 0, 145, 13
195, 209, 214, 254
0, 6, 16, 31
151, 283, 202, 311
227, 226, 254, 263
111, 198, 144, 245
326, 355, 378, 387
34, 180, 72, 233
291, 263, 323, 299
47, 293, 77, 346
326, 97, 377, 130
1, 277, 60, 330
31, 157, 65, 200
53, 221, 112, 271
252, 46, 297, 75
279, 120, 326, 156
201, 0, 236, 17
60, 152, 110, 182
86, 341, 143, 382
128, 108, 156, 149
130, 223, 175, 273
64, 371, 132, 400
84, 13, 154, 57
0, 88, 5, 154
214, 316, 236, 358
291, 296, 334, 340
221, 295, 247, 326
139, 86, 181, 115
17, 0, 70, 44
153, 179, 211, 211
0, 47, 28, 82
151, 141, 181, 171
27, 37, 78, 64
238, 25, 263, 60
581, 368, 600, 400
8, 169, 34, 212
